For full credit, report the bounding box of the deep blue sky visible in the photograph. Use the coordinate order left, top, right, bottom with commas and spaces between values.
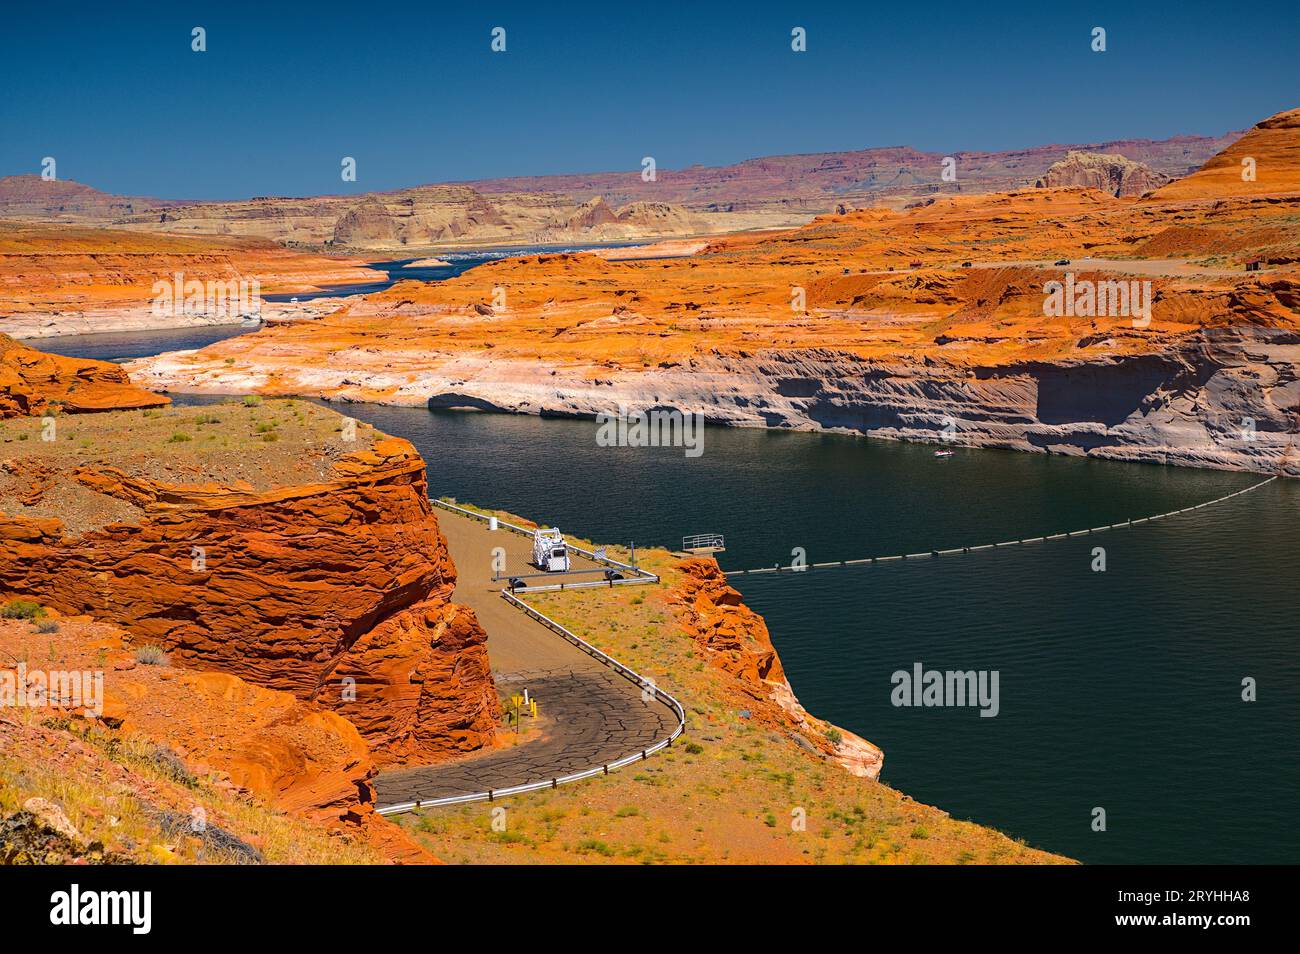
1, 0, 1294, 199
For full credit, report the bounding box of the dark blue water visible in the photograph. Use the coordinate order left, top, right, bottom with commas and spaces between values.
28, 325, 254, 363
262, 243, 645, 302
167, 398, 1300, 865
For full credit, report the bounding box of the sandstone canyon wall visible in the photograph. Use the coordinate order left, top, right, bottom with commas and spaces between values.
0, 405, 501, 766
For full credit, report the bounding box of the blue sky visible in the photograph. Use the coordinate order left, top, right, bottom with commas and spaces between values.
0, 0, 1294, 199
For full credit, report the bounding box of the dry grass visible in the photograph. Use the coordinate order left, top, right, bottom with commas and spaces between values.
400, 513, 1070, 865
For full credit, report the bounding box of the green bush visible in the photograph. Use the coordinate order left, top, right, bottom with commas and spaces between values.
167, 432, 192, 443
1, 599, 45, 620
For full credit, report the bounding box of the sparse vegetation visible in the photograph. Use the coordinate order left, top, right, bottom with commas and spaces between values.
133, 644, 169, 666
1, 599, 45, 621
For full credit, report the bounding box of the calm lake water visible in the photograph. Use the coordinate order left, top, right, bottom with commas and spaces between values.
30, 244, 642, 363
50, 333, 1300, 866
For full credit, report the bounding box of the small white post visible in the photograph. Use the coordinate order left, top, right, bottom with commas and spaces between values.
489, 516, 498, 531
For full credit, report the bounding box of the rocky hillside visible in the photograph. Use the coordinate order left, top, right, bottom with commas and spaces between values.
1148, 108, 1300, 201
0, 179, 752, 253
0, 399, 502, 765
0, 126, 1240, 252
1035, 151, 1169, 197
457, 129, 1240, 209
0, 612, 429, 863
0, 221, 384, 338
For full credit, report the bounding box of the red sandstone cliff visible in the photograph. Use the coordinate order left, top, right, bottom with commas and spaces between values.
0, 428, 501, 766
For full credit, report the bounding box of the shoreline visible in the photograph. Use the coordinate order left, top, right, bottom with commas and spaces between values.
134, 347, 1298, 478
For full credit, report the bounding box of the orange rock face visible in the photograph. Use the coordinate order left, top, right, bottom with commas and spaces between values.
0, 614, 434, 862
0, 221, 384, 337
1148, 108, 1300, 201
0, 425, 500, 766
0, 333, 168, 417
668, 557, 882, 778
130, 109, 1300, 475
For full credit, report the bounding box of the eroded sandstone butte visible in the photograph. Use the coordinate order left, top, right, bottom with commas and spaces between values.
1, 333, 168, 417
130, 109, 1300, 476
0, 222, 383, 338
1035, 151, 1169, 197
0, 401, 501, 765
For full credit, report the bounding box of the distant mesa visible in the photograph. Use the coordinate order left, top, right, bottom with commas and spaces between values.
0, 125, 1244, 252
1035, 151, 1170, 197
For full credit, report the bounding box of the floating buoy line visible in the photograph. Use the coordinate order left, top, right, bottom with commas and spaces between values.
723, 476, 1278, 576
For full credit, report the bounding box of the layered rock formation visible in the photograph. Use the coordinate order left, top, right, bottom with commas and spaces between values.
1, 333, 168, 416
1148, 108, 1300, 201
1035, 151, 1169, 197
668, 557, 883, 778
130, 106, 1300, 476
0, 222, 384, 338
0, 127, 1238, 252
0, 613, 432, 862
457, 130, 1239, 209
0, 402, 501, 764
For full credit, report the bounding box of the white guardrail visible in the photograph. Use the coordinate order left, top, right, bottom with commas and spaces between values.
375, 502, 686, 816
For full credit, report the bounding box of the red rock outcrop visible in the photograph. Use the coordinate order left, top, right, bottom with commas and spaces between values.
668, 557, 883, 778
0, 333, 168, 417
0, 426, 500, 766
0, 613, 434, 863
1035, 151, 1169, 197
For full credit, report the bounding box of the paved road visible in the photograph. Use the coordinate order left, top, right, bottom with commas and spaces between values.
374, 510, 678, 807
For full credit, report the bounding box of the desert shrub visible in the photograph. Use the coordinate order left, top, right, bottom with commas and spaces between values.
134, 644, 169, 666
825, 727, 843, 746
1, 599, 45, 620
147, 745, 195, 786
34, 619, 60, 634
241, 395, 262, 407
167, 432, 191, 443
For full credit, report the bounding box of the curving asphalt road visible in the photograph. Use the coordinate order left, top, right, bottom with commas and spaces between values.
374, 509, 678, 807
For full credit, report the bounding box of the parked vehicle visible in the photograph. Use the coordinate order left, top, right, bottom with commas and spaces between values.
1054, 258, 1070, 265
531, 528, 570, 572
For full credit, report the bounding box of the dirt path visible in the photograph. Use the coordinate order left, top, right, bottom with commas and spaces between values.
373, 509, 678, 807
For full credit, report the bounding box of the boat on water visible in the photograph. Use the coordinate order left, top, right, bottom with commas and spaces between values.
934, 449, 955, 458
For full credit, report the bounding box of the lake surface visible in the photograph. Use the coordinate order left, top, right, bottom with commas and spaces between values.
51, 324, 1300, 865
261, 243, 646, 302
30, 244, 641, 362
